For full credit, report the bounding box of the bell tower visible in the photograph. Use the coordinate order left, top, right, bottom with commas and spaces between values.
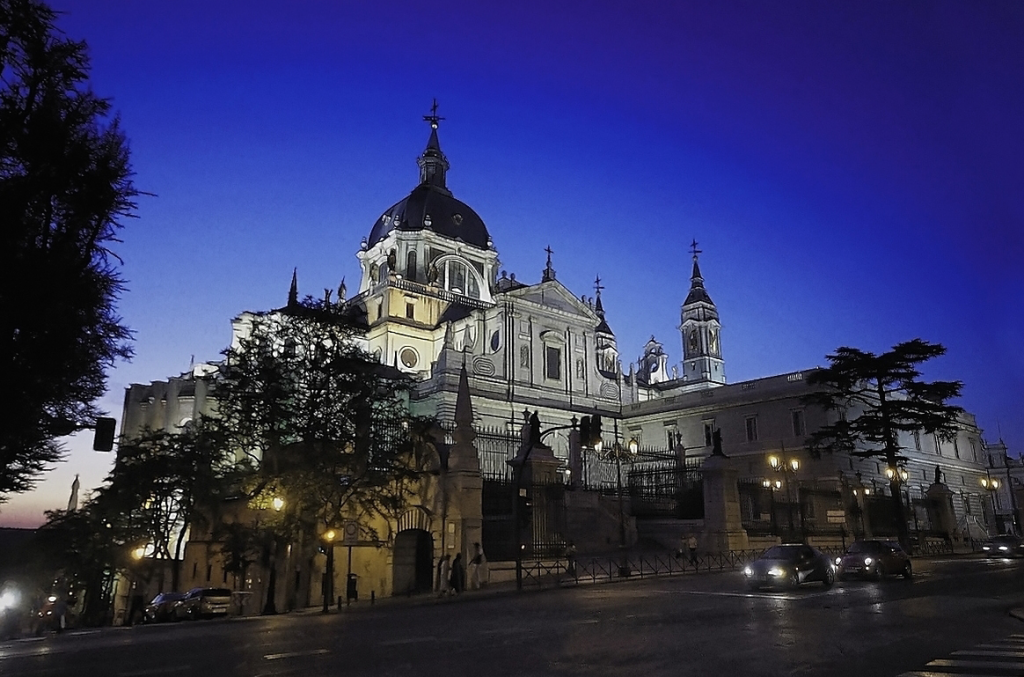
679, 240, 725, 387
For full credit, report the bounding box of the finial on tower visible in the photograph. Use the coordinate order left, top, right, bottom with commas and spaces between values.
423, 98, 444, 129
689, 238, 702, 262
542, 245, 556, 282
288, 268, 298, 307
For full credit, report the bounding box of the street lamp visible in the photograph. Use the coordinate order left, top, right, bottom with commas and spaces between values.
603, 437, 638, 551
981, 476, 1000, 532
322, 529, 336, 613
263, 496, 285, 615
768, 452, 800, 540
884, 464, 912, 543
762, 478, 782, 535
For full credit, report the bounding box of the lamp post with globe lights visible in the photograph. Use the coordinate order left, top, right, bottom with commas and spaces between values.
601, 435, 638, 576
321, 528, 336, 613
768, 451, 801, 540
885, 465, 912, 540
262, 496, 284, 615
981, 476, 1000, 533
762, 478, 782, 536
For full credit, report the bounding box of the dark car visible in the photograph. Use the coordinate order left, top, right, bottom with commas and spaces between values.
835, 539, 912, 580
174, 588, 232, 620
981, 534, 1024, 558
143, 592, 184, 624
742, 544, 835, 590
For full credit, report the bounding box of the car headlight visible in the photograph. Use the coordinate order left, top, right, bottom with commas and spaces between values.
0, 589, 19, 612
999, 546, 1008, 551
742, 567, 752, 576
768, 567, 786, 577
982, 545, 990, 550
863, 557, 873, 566
835, 557, 842, 566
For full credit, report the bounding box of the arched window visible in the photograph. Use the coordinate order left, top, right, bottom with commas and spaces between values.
406, 250, 418, 282
450, 262, 466, 294
435, 255, 484, 300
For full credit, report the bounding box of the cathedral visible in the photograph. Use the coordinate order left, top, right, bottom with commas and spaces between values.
120, 108, 1004, 606
339, 108, 729, 454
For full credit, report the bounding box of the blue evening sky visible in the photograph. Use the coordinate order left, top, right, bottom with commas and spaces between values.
2, 0, 1021, 527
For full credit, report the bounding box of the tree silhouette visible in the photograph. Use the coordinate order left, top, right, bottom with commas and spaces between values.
1, 0, 137, 500
805, 339, 963, 549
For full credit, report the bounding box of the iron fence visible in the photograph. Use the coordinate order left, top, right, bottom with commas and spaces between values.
481, 478, 567, 560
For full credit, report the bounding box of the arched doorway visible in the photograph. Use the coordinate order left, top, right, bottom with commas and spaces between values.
393, 529, 434, 595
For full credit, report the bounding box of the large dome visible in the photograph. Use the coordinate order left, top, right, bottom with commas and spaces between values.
367, 183, 490, 249
366, 121, 491, 250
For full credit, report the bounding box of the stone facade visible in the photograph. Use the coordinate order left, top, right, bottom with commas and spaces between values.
119, 114, 1009, 607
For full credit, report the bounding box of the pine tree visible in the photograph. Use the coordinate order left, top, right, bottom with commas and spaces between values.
804, 339, 963, 549
1, 0, 137, 500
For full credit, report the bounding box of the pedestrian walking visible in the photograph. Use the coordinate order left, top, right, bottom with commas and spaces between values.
565, 541, 577, 579
436, 555, 451, 597
54, 596, 67, 633
470, 542, 489, 589
450, 553, 465, 594
687, 534, 699, 566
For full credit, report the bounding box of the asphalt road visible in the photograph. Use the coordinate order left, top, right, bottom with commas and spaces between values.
2, 556, 1023, 677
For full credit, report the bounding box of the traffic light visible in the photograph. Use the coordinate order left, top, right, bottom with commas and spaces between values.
93, 417, 116, 452
591, 415, 603, 447
579, 416, 591, 448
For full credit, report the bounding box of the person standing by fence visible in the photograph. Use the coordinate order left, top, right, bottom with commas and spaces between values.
687, 534, 699, 566
436, 555, 451, 597
470, 543, 489, 589
450, 553, 465, 595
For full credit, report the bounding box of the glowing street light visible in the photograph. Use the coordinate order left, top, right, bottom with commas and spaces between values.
322, 529, 337, 613
768, 449, 801, 539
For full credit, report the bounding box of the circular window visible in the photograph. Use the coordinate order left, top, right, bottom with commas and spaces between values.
452, 213, 463, 226
400, 347, 418, 368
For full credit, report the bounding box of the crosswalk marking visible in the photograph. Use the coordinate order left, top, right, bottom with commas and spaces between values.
898, 633, 1024, 677
926, 659, 1024, 669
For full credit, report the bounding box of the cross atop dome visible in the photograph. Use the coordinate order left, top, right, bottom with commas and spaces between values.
689, 238, 702, 262
418, 100, 449, 189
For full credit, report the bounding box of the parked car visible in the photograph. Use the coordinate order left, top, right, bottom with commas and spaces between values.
174, 588, 232, 620
143, 592, 184, 624
742, 544, 835, 590
835, 539, 912, 580
981, 534, 1024, 558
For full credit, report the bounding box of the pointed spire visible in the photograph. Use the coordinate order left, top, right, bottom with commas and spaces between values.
288, 268, 298, 307
683, 240, 714, 307
455, 361, 474, 431
593, 273, 614, 335
542, 245, 556, 282
689, 238, 704, 284
418, 99, 450, 190
448, 360, 479, 473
